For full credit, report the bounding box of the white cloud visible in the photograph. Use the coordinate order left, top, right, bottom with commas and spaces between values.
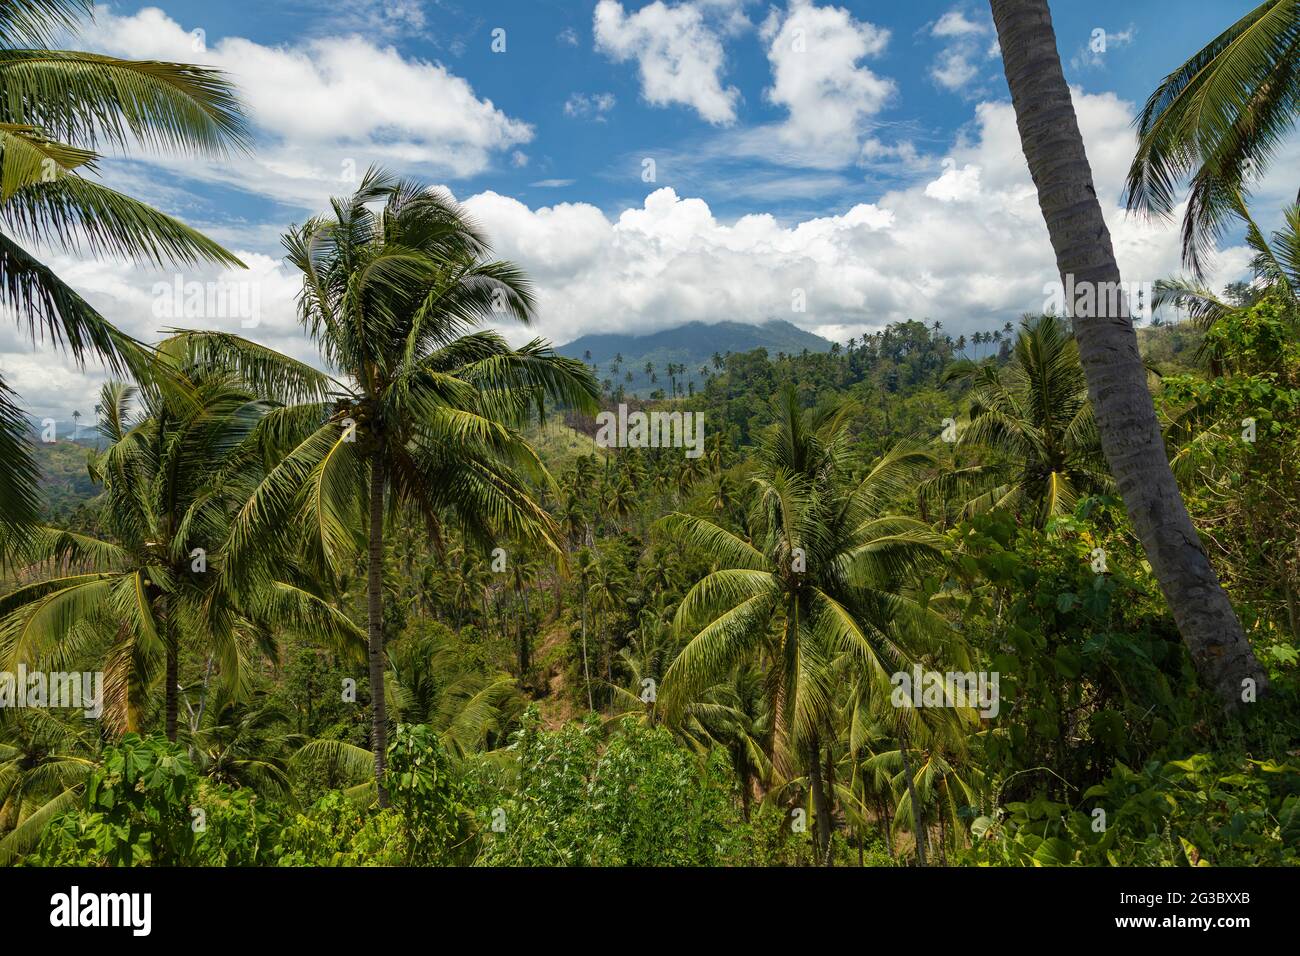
453, 88, 1256, 350
557, 26, 580, 46
564, 91, 618, 120
1071, 25, 1137, 71
931, 10, 986, 38
13, 87, 1280, 417
80, 7, 533, 210
931, 48, 979, 91
759, 0, 894, 164
928, 6, 994, 97
923, 159, 981, 201
3, 249, 312, 419
593, 0, 739, 125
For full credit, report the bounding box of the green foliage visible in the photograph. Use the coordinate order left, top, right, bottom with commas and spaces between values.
473, 711, 738, 866
274, 791, 402, 867
385, 723, 472, 864
32, 734, 198, 866
966, 753, 1300, 867
952, 503, 1199, 794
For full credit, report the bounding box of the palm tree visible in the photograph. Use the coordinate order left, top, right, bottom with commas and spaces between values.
385, 626, 520, 757
185, 169, 597, 804
603, 478, 636, 529
659, 387, 953, 863
574, 547, 596, 711
587, 550, 629, 709
0, 709, 97, 864
989, 0, 1268, 705
0, 0, 250, 552
0, 357, 365, 739
1125, 0, 1300, 276
506, 551, 541, 674
938, 315, 1110, 526
1153, 198, 1300, 331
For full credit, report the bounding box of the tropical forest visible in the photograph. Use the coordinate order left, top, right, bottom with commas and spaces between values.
0, 0, 1297, 880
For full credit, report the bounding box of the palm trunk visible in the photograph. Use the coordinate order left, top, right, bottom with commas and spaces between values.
900, 732, 926, 866
164, 604, 178, 743
369, 450, 390, 807
989, 0, 1267, 707
579, 586, 593, 711
518, 588, 531, 674
807, 733, 832, 866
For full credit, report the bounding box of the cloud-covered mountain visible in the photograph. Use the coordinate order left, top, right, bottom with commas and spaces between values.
559, 319, 831, 396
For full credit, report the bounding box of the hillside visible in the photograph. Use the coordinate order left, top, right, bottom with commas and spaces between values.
558, 319, 833, 397
30, 438, 100, 518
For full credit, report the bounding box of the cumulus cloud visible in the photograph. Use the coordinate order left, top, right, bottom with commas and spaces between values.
759, 0, 893, 164
593, 0, 740, 124
927, 6, 994, 97
454, 88, 1256, 351
931, 48, 979, 92
1071, 25, 1137, 71
12, 86, 1277, 415
931, 10, 985, 38
79, 7, 532, 210
3, 249, 311, 420
564, 91, 617, 120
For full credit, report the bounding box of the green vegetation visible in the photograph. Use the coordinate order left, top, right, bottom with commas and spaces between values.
0, 0, 1298, 869
5, 301, 1297, 867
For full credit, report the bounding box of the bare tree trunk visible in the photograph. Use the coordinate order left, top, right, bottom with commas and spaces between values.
193, 654, 213, 732
989, 0, 1267, 707
807, 733, 832, 866
164, 607, 178, 743
518, 588, 532, 674
369, 450, 390, 807
899, 732, 927, 866
579, 586, 593, 711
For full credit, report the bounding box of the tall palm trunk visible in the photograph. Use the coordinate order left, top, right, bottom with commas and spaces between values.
518, 588, 531, 674
579, 583, 593, 711
369, 450, 390, 807
164, 604, 178, 743
989, 0, 1267, 707
807, 732, 832, 866
899, 729, 926, 866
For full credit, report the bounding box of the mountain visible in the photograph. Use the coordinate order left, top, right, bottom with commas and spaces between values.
558, 319, 833, 397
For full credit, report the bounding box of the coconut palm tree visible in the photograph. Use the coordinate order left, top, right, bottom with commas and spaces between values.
587, 550, 629, 708
659, 387, 953, 863
938, 314, 1111, 527
1125, 0, 1300, 276
0, 0, 250, 551
0, 359, 365, 743
0, 708, 101, 864
504, 551, 541, 674
177, 168, 597, 804
1153, 197, 1300, 331
989, 0, 1268, 705
574, 547, 597, 711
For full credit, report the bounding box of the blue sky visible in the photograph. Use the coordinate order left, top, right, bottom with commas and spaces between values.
9, 0, 1296, 419
96, 0, 1262, 226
